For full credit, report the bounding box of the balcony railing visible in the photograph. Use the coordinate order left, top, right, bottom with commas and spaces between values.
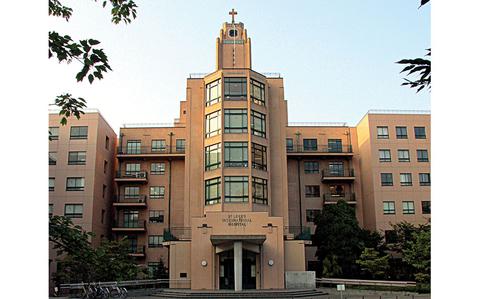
128, 245, 146, 255
322, 169, 355, 178
168, 227, 192, 240
115, 171, 148, 179
287, 145, 353, 154
323, 193, 356, 203
114, 194, 147, 204
113, 220, 147, 230
117, 146, 185, 155
284, 226, 311, 240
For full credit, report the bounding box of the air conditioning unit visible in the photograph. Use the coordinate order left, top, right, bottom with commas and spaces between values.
135, 172, 146, 179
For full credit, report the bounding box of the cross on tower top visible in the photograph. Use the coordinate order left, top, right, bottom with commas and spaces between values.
229, 9, 237, 23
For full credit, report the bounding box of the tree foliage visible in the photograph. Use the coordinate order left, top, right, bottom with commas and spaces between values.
356, 248, 389, 279
402, 224, 431, 284
49, 216, 142, 284
48, 0, 137, 124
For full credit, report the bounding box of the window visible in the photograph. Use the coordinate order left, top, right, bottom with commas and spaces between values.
68, 151, 86, 165
419, 173, 431, 186
286, 138, 293, 151
123, 211, 139, 227
205, 110, 221, 138
224, 142, 248, 167
152, 139, 166, 152
229, 29, 238, 37
205, 143, 221, 170
224, 109, 248, 133
49, 204, 53, 217
102, 184, 107, 198
70, 126, 88, 139
126, 140, 141, 154
66, 177, 85, 191
398, 149, 410, 162
305, 185, 320, 198
251, 143, 267, 170
306, 209, 321, 222
125, 163, 140, 175
402, 201, 415, 214
49, 177, 55, 191
251, 110, 266, 138
149, 211, 164, 223
124, 186, 140, 199
206, 79, 221, 106
304, 161, 319, 174
396, 126, 408, 139
150, 186, 165, 199
417, 149, 429, 162
379, 149, 391, 162
205, 177, 221, 205
105, 136, 110, 150
414, 127, 427, 139
328, 161, 344, 176
148, 235, 164, 248
104, 160, 108, 173
151, 163, 165, 175
381, 173, 393, 186
49, 127, 59, 140
250, 79, 265, 105
252, 177, 268, 204
101, 209, 105, 224
422, 201, 431, 214
176, 139, 186, 152
49, 152, 57, 165
383, 201, 395, 214
224, 77, 247, 99
224, 176, 249, 203
377, 126, 389, 139
328, 139, 343, 153
303, 139, 317, 151
400, 173, 413, 186
64, 204, 83, 218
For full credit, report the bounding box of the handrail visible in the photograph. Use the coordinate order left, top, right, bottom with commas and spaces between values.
323, 193, 356, 202
322, 169, 355, 177
114, 195, 147, 203
117, 146, 185, 155
59, 278, 191, 289
367, 109, 430, 115
115, 171, 148, 179
316, 277, 416, 287
113, 220, 146, 229
287, 145, 353, 153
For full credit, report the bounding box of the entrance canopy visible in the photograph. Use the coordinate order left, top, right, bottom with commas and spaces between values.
210, 235, 266, 246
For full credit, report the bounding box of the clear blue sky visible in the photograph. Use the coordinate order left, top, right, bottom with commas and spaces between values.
48, 0, 430, 131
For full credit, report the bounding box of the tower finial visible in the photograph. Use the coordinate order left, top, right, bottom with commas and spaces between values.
229, 8, 237, 23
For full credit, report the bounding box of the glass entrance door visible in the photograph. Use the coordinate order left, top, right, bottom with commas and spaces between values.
219, 250, 234, 289
218, 248, 258, 290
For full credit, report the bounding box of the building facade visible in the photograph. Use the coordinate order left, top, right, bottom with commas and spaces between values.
48, 13, 430, 291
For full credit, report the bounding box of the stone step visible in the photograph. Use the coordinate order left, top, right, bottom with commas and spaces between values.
153, 288, 328, 298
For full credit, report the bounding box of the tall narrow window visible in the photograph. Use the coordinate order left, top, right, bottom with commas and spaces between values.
206, 79, 221, 106
400, 173, 413, 186
176, 139, 186, 152
224, 109, 248, 133
49, 152, 57, 165
205, 177, 221, 205
152, 139, 166, 152
224, 176, 249, 203
149, 211, 164, 224
328, 139, 342, 153
377, 126, 389, 139
250, 79, 265, 105
126, 140, 141, 154
305, 185, 320, 198
396, 126, 408, 139
422, 201, 431, 214
251, 143, 267, 170
70, 126, 88, 139
419, 173, 431, 186
252, 177, 268, 204
251, 110, 266, 138
151, 163, 165, 175
414, 127, 427, 139
306, 209, 321, 222
104, 160, 108, 173
383, 201, 395, 214
64, 204, 83, 218
303, 139, 317, 151
49, 127, 59, 140
224, 142, 248, 167
105, 136, 110, 150
224, 77, 247, 99
381, 173, 393, 186
379, 149, 391, 162
328, 161, 344, 176
49, 177, 55, 191
102, 184, 107, 198
286, 138, 294, 152
68, 151, 87, 165
148, 235, 164, 248
49, 204, 54, 217
66, 177, 85, 191
205, 143, 221, 170
398, 149, 410, 162
205, 110, 221, 138
417, 149, 429, 162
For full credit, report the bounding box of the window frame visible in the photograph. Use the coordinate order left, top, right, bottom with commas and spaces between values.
250, 79, 265, 106
49, 127, 59, 140
64, 204, 83, 218
380, 173, 393, 186
252, 177, 268, 204
328, 139, 343, 153
397, 149, 410, 162
49, 151, 57, 165
224, 77, 247, 99
150, 186, 165, 199
148, 235, 164, 248
224, 142, 248, 168
151, 139, 167, 152
251, 110, 266, 138
421, 201, 431, 214
149, 210, 164, 224
306, 209, 321, 222
383, 201, 396, 215
205, 110, 222, 138
402, 201, 415, 214
151, 162, 166, 175
419, 173, 431, 186
70, 126, 88, 140
205, 177, 222, 205
176, 139, 186, 152
303, 139, 318, 151
224, 109, 248, 134
68, 151, 87, 165
251, 143, 267, 171
417, 149, 429, 162
395, 126, 408, 139
377, 126, 389, 139
206, 79, 221, 106
224, 176, 249, 203
66, 177, 85, 191
304, 161, 320, 174
205, 143, 222, 171
414, 127, 427, 139
305, 185, 320, 198
124, 186, 140, 199
286, 138, 294, 152
379, 149, 391, 162
126, 140, 142, 154
49, 177, 55, 191
400, 173, 413, 186
125, 163, 141, 175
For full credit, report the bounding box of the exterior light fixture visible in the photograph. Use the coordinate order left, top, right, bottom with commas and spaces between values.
268, 259, 274, 266
201, 260, 208, 267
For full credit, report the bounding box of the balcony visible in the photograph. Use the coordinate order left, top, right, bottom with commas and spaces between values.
114, 171, 148, 184
112, 220, 147, 232
287, 145, 353, 158
128, 245, 146, 258
113, 195, 147, 208
117, 146, 185, 159
321, 169, 355, 182
167, 227, 192, 241
323, 193, 356, 205
284, 226, 311, 240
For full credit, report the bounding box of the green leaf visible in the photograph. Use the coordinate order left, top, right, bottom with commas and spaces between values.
88, 74, 94, 84
88, 39, 100, 46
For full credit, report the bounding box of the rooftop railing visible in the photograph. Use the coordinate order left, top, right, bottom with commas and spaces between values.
367, 109, 431, 115
287, 144, 353, 153
288, 122, 348, 127
284, 226, 311, 240
121, 122, 186, 128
